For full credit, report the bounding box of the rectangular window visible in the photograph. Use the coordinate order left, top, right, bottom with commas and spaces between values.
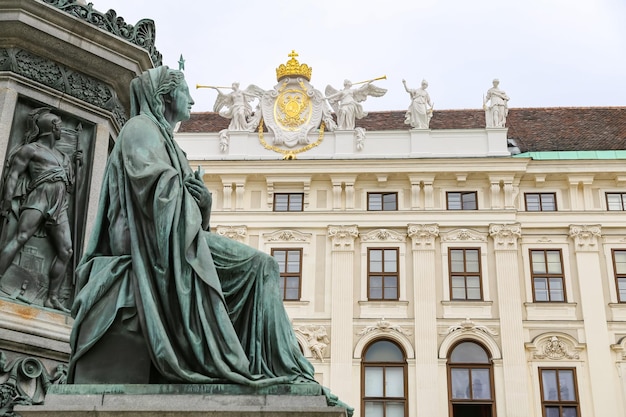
447, 192, 478, 210
273, 193, 304, 212
613, 250, 626, 303
540, 368, 579, 417
449, 248, 482, 300
606, 193, 626, 211
368, 192, 398, 211
525, 193, 557, 211
272, 248, 302, 301
530, 250, 565, 302
368, 248, 399, 300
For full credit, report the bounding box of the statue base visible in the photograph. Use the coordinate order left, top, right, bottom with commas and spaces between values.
14, 384, 348, 417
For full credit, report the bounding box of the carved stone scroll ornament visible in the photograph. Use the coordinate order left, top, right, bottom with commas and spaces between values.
489, 223, 521, 249
358, 319, 412, 337
215, 225, 247, 243
0, 351, 67, 417
569, 224, 601, 251
328, 225, 359, 250
441, 318, 499, 337
531, 336, 581, 360
407, 223, 439, 248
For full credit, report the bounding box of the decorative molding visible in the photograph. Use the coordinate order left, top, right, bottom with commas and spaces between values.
215, 225, 247, 242
611, 336, 626, 361
489, 223, 521, 250
358, 319, 412, 337
264, 229, 311, 243
441, 318, 499, 337
407, 223, 439, 248
0, 351, 67, 416
328, 225, 358, 250
0, 48, 127, 126
441, 228, 487, 243
294, 325, 329, 362
42, 0, 162, 66
218, 129, 229, 153
355, 127, 366, 151
360, 229, 406, 243
569, 224, 601, 251
526, 334, 584, 360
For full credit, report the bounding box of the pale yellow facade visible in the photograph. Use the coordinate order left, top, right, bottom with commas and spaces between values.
181, 144, 626, 417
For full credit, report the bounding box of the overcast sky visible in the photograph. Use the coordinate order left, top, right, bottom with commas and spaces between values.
95, 0, 625, 113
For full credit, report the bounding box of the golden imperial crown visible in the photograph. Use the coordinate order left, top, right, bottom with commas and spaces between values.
276, 50, 312, 81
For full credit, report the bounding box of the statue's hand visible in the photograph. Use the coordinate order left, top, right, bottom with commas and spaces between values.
184, 177, 212, 211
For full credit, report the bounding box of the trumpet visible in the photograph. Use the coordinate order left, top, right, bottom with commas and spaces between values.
196, 84, 230, 90
352, 75, 387, 86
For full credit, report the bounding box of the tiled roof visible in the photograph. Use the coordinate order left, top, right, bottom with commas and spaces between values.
178, 107, 626, 153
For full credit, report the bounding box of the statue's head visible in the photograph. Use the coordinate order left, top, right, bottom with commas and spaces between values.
25, 108, 61, 143
343, 79, 352, 88
492, 78, 500, 87
232, 82, 240, 90
421, 80, 429, 88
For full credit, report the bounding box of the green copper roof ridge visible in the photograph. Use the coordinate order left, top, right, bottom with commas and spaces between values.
513, 150, 626, 160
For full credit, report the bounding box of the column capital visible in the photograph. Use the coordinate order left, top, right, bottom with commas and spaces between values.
328, 225, 359, 251
408, 223, 439, 249
569, 224, 601, 252
489, 223, 521, 250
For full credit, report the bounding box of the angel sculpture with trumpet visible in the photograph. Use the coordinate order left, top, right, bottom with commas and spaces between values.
325, 76, 387, 130
198, 82, 265, 131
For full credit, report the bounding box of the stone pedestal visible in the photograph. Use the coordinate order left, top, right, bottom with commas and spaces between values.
15, 384, 348, 417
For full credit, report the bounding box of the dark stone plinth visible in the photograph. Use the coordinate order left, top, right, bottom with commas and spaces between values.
14, 384, 348, 417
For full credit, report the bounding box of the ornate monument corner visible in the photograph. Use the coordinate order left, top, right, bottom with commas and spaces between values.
0, 351, 67, 415
328, 225, 359, 250
360, 228, 406, 243
489, 223, 521, 249
569, 224, 601, 251
527, 334, 584, 360
407, 223, 439, 248
215, 225, 248, 242
264, 229, 311, 243
441, 228, 487, 243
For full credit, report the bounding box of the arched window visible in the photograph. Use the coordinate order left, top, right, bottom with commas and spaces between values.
447, 341, 495, 417
361, 339, 407, 417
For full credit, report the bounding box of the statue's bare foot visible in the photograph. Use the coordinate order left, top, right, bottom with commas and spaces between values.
44, 295, 70, 313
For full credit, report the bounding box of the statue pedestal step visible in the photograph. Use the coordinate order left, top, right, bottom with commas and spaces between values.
15, 384, 348, 417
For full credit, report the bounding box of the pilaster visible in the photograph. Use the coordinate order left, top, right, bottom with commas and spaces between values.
489, 223, 531, 417
327, 225, 358, 402
568, 224, 623, 417
407, 223, 440, 416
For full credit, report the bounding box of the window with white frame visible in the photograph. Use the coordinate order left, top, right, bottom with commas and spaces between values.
271, 248, 302, 301
362, 339, 407, 417
530, 249, 565, 302
449, 248, 482, 301
612, 249, 626, 302
367, 248, 399, 301
539, 368, 580, 417
447, 341, 495, 417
